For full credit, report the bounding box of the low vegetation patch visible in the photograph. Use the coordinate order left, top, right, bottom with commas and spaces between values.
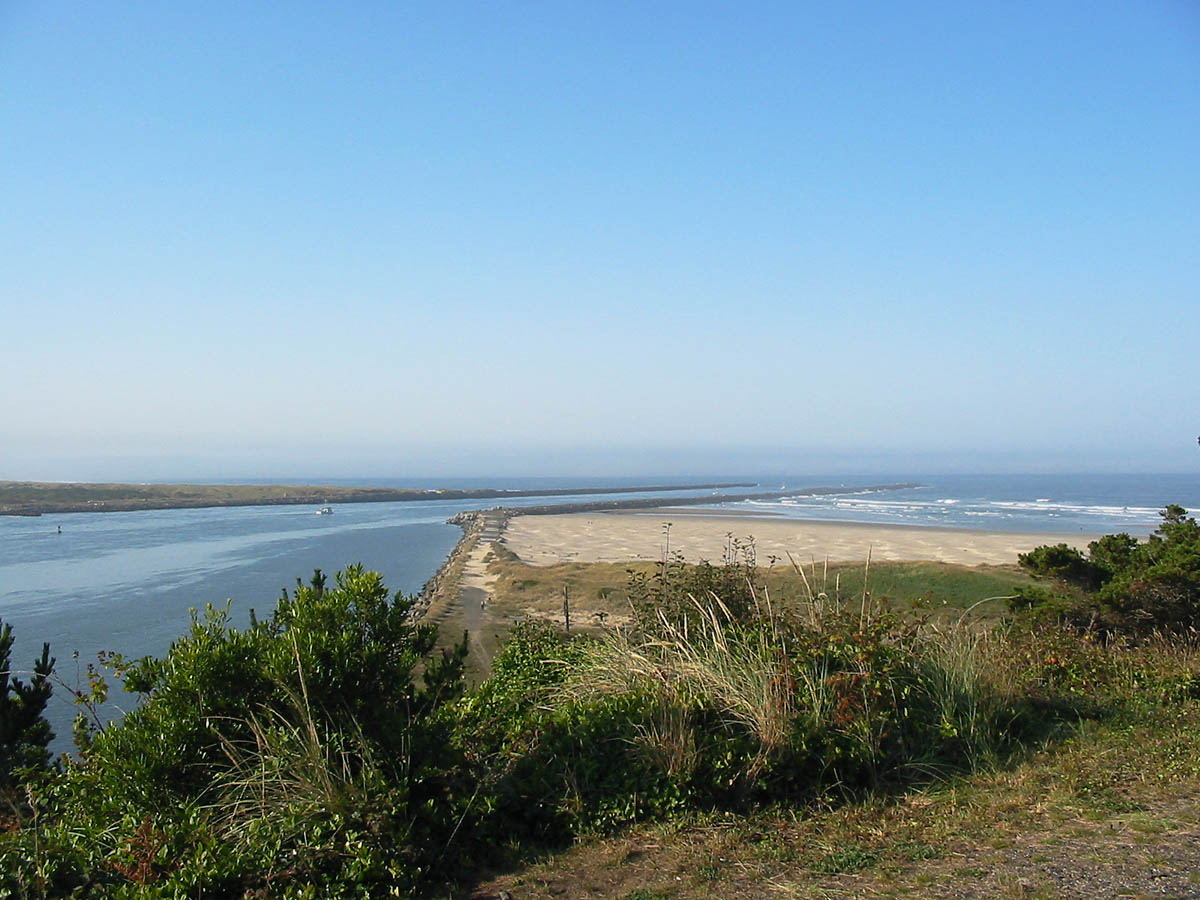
484, 547, 1035, 633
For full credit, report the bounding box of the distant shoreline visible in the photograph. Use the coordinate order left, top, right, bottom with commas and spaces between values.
0, 479, 757, 517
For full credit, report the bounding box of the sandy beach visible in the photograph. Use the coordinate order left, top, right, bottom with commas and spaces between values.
503, 511, 1103, 567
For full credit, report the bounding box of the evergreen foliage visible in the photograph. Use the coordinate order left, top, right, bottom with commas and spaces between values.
0, 567, 471, 897
0, 619, 55, 792
1017, 505, 1200, 633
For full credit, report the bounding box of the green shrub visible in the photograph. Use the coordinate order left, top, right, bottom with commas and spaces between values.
626, 535, 763, 629
1018, 543, 1103, 591
0, 619, 55, 794
1018, 506, 1200, 635
2, 567, 471, 898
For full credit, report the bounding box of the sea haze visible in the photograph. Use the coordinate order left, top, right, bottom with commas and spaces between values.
1, 472, 1197, 754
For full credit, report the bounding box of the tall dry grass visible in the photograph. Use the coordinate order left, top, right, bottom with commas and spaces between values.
561, 592, 799, 774
557, 554, 1021, 792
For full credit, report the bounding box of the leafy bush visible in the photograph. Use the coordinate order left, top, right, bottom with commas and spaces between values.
626, 534, 764, 628
451, 621, 596, 846
1018, 505, 1200, 635
1, 567, 471, 898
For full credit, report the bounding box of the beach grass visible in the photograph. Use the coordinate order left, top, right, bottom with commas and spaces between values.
480, 553, 1038, 632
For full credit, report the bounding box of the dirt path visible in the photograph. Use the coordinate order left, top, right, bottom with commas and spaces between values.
461, 543, 496, 652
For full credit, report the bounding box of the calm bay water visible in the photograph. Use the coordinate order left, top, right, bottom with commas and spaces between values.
2, 472, 1197, 753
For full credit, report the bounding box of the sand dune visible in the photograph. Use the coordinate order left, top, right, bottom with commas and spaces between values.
502, 511, 1101, 568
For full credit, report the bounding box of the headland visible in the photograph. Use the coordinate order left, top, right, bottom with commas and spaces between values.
0, 479, 756, 516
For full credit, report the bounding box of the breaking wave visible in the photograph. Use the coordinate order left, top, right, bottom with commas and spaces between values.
737, 490, 1170, 534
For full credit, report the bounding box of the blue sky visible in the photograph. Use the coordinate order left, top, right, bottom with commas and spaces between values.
2, 1, 1197, 479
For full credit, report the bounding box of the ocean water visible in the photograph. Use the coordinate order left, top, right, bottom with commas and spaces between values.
729, 473, 1200, 534
1, 473, 1197, 753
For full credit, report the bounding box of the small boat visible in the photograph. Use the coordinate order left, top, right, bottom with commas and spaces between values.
316, 506, 334, 516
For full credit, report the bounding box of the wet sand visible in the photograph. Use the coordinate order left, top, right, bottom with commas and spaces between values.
502, 512, 1101, 567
